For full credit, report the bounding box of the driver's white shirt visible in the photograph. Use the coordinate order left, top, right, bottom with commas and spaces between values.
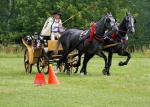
40, 17, 62, 37
51, 19, 62, 32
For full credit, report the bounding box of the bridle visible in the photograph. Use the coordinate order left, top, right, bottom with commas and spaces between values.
125, 15, 135, 33
105, 15, 116, 30
117, 15, 135, 34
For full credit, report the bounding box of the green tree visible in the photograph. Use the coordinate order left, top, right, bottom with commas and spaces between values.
0, 0, 149, 51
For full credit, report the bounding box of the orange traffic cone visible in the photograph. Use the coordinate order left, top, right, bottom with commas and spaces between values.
48, 64, 60, 85
34, 73, 46, 85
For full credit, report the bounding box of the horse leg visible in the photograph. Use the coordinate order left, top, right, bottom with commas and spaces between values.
80, 53, 94, 75
106, 52, 113, 76
118, 50, 131, 66
96, 51, 108, 75
58, 50, 68, 66
58, 46, 72, 75
74, 51, 82, 73
59, 51, 72, 75
64, 58, 71, 75
58, 39, 71, 67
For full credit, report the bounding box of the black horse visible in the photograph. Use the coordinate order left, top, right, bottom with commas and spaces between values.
57, 13, 117, 75
99, 12, 136, 75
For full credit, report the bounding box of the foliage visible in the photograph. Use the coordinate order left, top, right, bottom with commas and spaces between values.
0, 0, 150, 51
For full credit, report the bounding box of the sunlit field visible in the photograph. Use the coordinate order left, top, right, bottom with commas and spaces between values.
0, 54, 150, 107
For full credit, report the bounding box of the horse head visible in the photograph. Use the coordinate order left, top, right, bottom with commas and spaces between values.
104, 13, 117, 32
125, 12, 136, 33
95, 13, 117, 36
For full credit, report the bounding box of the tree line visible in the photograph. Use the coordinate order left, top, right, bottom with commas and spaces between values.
0, 0, 150, 51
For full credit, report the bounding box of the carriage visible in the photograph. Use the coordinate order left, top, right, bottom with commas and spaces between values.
22, 35, 78, 74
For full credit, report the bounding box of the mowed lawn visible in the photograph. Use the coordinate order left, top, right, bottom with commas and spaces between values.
0, 55, 150, 107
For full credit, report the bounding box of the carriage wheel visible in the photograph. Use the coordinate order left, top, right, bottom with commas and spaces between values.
69, 56, 79, 74
37, 55, 49, 74
58, 63, 65, 72
24, 49, 32, 73
70, 65, 78, 73
70, 63, 78, 74
68, 57, 78, 73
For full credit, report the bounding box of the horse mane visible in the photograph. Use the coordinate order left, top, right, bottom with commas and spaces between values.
119, 17, 126, 29
118, 16, 128, 37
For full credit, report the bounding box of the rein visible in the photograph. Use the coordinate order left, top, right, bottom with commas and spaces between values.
101, 24, 128, 49
62, 12, 79, 24
62, 2, 101, 25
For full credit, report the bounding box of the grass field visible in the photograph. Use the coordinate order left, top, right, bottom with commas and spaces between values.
0, 54, 150, 107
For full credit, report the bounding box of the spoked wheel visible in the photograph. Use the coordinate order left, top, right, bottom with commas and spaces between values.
69, 56, 79, 74
37, 55, 49, 74
24, 49, 32, 73
58, 63, 65, 72
70, 65, 78, 74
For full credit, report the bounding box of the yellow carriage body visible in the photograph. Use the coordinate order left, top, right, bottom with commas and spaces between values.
48, 40, 63, 51
22, 39, 43, 64
22, 38, 78, 74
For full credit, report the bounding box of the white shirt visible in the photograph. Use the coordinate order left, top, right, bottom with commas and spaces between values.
51, 19, 62, 32
41, 17, 62, 36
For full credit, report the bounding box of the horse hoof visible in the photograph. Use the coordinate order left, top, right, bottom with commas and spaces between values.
118, 61, 124, 66
107, 72, 110, 76
80, 72, 85, 76
102, 69, 107, 75
84, 72, 87, 75
74, 71, 77, 74
80, 71, 87, 75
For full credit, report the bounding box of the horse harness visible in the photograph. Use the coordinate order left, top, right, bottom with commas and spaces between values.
79, 22, 119, 49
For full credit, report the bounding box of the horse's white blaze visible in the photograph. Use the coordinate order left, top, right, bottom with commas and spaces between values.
130, 16, 135, 32
110, 17, 116, 27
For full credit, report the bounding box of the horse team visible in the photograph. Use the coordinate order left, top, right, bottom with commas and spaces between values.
57, 12, 136, 76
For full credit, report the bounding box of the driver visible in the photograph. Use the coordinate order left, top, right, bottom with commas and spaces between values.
41, 10, 63, 40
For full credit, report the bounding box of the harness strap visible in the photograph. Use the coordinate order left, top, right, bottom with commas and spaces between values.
89, 22, 96, 42
112, 33, 117, 39
94, 35, 105, 41
103, 43, 119, 49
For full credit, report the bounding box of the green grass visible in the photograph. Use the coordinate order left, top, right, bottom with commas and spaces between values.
0, 56, 150, 107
